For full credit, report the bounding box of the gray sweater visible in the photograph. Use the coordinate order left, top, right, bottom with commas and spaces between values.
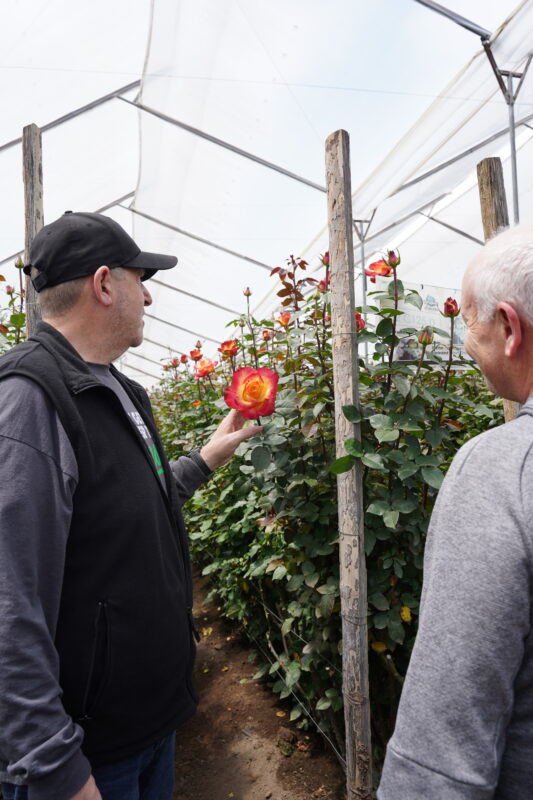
0, 376, 210, 799
378, 395, 533, 799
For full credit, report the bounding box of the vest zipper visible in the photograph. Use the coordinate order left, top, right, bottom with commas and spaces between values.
79, 600, 108, 721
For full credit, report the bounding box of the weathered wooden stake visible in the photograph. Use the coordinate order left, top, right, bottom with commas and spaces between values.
22, 123, 44, 336
476, 157, 518, 422
325, 129, 372, 799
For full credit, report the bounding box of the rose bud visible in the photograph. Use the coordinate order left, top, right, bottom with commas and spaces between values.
355, 312, 365, 331
224, 367, 279, 420
180, 354, 188, 363
262, 330, 273, 341
243, 287, 252, 297
418, 326, 434, 345
170, 357, 180, 368
190, 349, 202, 361
5, 285, 15, 295
443, 297, 460, 317
321, 251, 330, 267
384, 249, 400, 267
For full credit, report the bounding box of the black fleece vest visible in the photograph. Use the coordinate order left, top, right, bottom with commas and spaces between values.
0, 323, 198, 765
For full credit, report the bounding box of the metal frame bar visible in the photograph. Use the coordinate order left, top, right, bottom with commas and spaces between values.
122, 205, 272, 272
413, 0, 491, 40
150, 277, 240, 315
418, 212, 485, 245
0, 81, 141, 154
395, 110, 533, 195
0, 191, 136, 269
125, 350, 163, 369
117, 96, 327, 193
120, 363, 159, 381
144, 312, 219, 343
143, 336, 185, 355
362, 194, 448, 248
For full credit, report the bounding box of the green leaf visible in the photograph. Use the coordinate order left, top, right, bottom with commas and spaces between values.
369, 414, 393, 429
251, 445, 271, 471
392, 374, 410, 397
316, 697, 332, 711
388, 619, 405, 644
281, 617, 294, 635
285, 662, 302, 688
345, 438, 363, 457
383, 510, 400, 529
361, 452, 385, 470
272, 565, 288, 581
9, 313, 25, 328
342, 405, 362, 423
376, 318, 394, 338
404, 292, 423, 310
421, 466, 444, 490
426, 428, 445, 448
329, 455, 355, 474
367, 499, 389, 516
375, 427, 399, 443
369, 592, 390, 611
290, 707, 303, 721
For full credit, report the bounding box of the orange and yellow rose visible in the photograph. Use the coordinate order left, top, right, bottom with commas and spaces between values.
194, 358, 217, 378
218, 339, 240, 357
365, 259, 393, 284
224, 367, 279, 420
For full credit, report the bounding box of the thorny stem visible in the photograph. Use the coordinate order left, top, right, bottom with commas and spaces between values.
386, 266, 399, 392
436, 315, 455, 427
246, 296, 259, 369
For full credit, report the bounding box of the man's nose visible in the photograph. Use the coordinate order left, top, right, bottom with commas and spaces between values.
143, 285, 152, 306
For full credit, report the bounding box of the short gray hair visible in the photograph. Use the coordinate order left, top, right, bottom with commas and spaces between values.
32, 266, 126, 318
467, 223, 533, 324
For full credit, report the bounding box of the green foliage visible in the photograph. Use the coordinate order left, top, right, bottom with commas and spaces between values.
0, 260, 27, 353
152, 254, 503, 764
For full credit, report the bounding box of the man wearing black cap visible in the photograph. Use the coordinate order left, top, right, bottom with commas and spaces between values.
0, 212, 261, 800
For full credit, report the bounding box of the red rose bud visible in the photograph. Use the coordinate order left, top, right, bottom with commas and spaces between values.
180, 354, 188, 363
276, 312, 291, 327
163, 364, 169, 371
321, 251, 330, 267
5, 285, 14, 295
385, 249, 400, 267
218, 339, 240, 357
169, 358, 180, 368
195, 340, 202, 349
224, 367, 279, 420
194, 358, 217, 378
443, 297, 460, 317
418, 326, 434, 345
365, 259, 392, 282
355, 312, 365, 331
318, 273, 331, 293
262, 330, 273, 341
190, 349, 202, 361
243, 287, 252, 297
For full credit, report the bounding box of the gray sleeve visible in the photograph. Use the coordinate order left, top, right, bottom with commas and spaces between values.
170, 448, 212, 505
0, 377, 92, 800
378, 425, 532, 799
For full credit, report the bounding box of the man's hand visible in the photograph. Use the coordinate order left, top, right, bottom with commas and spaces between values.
69, 776, 102, 800
200, 409, 262, 470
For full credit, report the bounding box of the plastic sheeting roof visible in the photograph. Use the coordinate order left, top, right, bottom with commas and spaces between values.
1, 0, 531, 384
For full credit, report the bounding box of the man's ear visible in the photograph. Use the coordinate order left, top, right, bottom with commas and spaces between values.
496, 302, 522, 357
92, 266, 113, 307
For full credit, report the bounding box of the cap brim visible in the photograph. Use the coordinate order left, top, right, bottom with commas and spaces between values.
122, 250, 178, 279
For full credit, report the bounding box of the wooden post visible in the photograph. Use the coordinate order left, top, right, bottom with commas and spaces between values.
476, 157, 519, 422
22, 123, 44, 336
325, 129, 372, 799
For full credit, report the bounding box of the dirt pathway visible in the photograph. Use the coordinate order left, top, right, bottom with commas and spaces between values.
173, 574, 345, 800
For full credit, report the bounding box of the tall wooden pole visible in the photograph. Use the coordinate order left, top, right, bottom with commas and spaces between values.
22, 123, 44, 336
476, 157, 518, 422
325, 129, 372, 799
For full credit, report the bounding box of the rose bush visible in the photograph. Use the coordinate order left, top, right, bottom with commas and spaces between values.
152, 253, 503, 768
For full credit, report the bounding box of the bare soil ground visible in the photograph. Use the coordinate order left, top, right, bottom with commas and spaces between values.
173, 573, 345, 800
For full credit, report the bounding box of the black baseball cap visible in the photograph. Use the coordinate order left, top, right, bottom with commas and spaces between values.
24, 211, 178, 292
